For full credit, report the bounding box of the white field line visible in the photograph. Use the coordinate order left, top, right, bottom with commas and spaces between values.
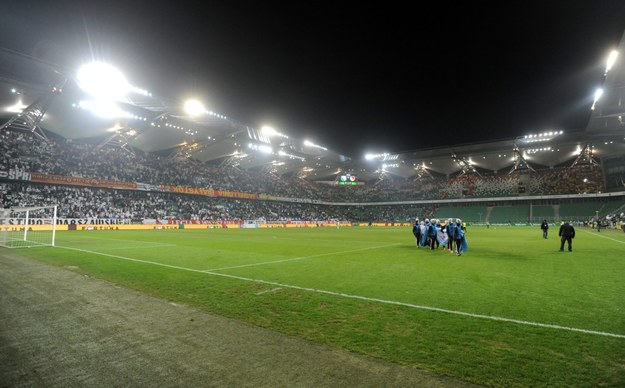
580, 229, 625, 244
53, 245, 625, 339
203, 243, 402, 271
99, 244, 178, 251
255, 287, 282, 295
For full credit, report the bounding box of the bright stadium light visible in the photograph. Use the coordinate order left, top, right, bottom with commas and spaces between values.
5, 99, 27, 113
521, 130, 564, 143
184, 99, 206, 116
258, 144, 272, 154
262, 126, 277, 136
365, 152, 398, 161
77, 62, 130, 100
248, 143, 273, 154
261, 126, 289, 139
606, 50, 618, 74
594, 88, 604, 101
591, 88, 603, 110
304, 140, 327, 151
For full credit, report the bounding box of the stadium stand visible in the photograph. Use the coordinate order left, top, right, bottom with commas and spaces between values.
2, 124, 625, 227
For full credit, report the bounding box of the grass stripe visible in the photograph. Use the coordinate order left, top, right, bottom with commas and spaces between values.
203, 243, 401, 271
99, 244, 178, 250
54, 244, 625, 340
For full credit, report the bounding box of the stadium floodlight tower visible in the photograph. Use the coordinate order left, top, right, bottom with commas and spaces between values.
413, 162, 433, 180
509, 142, 536, 174
0, 80, 66, 142
451, 152, 481, 177
570, 143, 600, 168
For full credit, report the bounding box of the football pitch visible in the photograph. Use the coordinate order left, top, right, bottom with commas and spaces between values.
11, 225, 625, 387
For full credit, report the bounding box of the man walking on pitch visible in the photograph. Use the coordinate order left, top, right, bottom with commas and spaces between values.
558, 221, 575, 252
540, 219, 549, 239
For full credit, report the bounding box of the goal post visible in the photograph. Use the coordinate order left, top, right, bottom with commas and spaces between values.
0, 205, 57, 248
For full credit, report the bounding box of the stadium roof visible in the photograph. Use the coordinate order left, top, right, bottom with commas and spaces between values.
2, 29, 625, 183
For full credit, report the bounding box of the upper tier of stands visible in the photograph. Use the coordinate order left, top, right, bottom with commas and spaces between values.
0, 128, 609, 204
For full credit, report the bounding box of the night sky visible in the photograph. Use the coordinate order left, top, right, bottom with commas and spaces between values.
3, 1, 625, 157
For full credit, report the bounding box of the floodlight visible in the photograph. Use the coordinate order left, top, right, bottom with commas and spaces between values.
606, 50, 618, 73
594, 88, 604, 101
184, 99, 206, 116
6, 99, 27, 113
262, 126, 277, 136
258, 145, 273, 154
303, 140, 328, 151
591, 88, 603, 110
77, 62, 129, 100
248, 143, 273, 154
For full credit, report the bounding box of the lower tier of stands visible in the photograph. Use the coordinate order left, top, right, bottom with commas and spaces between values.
2, 182, 624, 226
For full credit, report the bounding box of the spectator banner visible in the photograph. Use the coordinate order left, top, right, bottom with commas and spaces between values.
164, 185, 259, 200
166, 185, 217, 196
2, 217, 130, 225
30, 173, 137, 190
0, 168, 32, 181
213, 189, 258, 200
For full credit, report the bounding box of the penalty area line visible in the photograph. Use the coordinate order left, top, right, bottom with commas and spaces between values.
54, 244, 625, 340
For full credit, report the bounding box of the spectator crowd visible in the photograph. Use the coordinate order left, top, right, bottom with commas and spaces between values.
1, 128, 620, 223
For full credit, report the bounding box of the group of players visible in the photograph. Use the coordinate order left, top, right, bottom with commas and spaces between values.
412, 218, 468, 256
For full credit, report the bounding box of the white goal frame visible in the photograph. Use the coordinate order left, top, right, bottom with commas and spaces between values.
0, 205, 58, 248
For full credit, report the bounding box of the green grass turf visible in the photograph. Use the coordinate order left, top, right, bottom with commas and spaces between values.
9, 225, 625, 387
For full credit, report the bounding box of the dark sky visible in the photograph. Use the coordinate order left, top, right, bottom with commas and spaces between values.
3, 2, 625, 156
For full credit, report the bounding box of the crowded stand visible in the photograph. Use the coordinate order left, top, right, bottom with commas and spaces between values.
0, 182, 427, 224
1, 127, 623, 225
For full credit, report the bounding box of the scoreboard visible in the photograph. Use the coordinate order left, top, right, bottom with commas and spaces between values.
337, 173, 364, 185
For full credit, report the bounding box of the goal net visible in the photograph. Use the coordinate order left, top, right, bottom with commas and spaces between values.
0, 205, 57, 248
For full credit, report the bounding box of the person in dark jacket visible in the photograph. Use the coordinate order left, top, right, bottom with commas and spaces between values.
427, 219, 438, 250
445, 218, 455, 253
454, 218, 467, 256
559, 221, 575, 252
540, 219, 549, 239
412, 218, 421, 248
